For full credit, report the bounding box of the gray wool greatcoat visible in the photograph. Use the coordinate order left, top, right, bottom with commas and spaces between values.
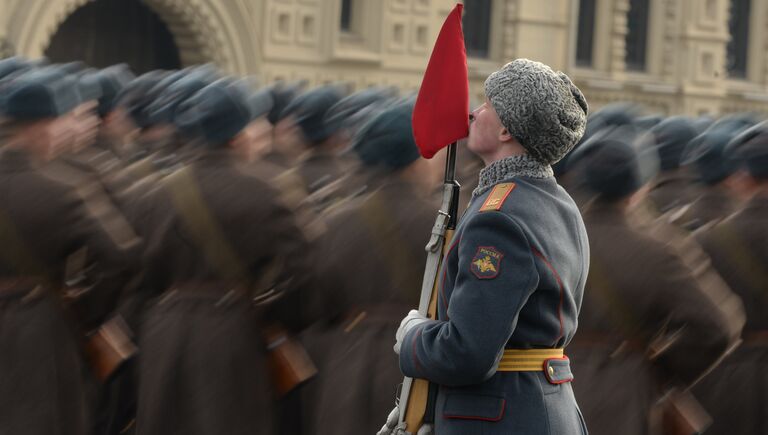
398, 161, 590, 435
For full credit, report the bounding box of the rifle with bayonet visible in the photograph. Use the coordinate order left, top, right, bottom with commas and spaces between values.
394, 142, 460, 434
380, 4, 469, 433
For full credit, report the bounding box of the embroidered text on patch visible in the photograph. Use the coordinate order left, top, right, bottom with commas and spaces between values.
470, 246, 504, 279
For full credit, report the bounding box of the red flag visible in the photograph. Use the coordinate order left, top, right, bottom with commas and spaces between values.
412, 3, 469, 159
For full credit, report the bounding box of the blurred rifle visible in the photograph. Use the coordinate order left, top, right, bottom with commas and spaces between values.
648, 331, 714, 435
657, 388, 711, 435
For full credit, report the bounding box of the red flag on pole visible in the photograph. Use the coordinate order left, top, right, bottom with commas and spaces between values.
412, 3, 469, 159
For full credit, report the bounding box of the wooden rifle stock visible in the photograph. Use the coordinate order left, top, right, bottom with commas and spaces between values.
403, 229, 454, 429
84, 315, 137, 382
264, 325, 317, 396
660, 389, 712, 435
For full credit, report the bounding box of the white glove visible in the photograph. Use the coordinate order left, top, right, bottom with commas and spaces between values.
377, 406, 434, 435
376, 406, 400, 435
394, 309, 429, 355
417, 424, 434, 435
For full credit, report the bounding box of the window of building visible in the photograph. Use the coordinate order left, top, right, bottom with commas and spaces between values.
576, 0, 596, 67
625, 0, 650, 71
462, 0, 492, 58
727, 0, 750, 78
340, 0, 353, 32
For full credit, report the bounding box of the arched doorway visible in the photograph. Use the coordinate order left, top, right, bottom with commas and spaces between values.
44, 0, 181, 73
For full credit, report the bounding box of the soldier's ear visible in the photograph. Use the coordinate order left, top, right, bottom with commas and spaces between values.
499, 127, 514, 143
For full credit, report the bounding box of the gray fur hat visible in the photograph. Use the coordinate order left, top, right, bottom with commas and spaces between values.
484, 59, 588, 165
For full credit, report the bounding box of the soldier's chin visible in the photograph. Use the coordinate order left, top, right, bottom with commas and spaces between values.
465, 137, 491, 157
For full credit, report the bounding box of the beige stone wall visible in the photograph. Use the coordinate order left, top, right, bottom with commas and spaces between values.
569, 0, 768, 116
1, 0, 767, 116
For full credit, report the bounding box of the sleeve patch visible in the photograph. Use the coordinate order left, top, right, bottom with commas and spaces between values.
480, 183, 516, 212
470, 246, 504, 279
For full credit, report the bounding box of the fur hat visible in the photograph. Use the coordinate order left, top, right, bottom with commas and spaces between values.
484, 58, 588, 165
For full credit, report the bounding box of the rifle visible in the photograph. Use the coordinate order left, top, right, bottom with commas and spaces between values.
396, 142, 460, 433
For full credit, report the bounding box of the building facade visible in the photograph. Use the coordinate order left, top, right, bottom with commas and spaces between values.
1, 0, 767, 116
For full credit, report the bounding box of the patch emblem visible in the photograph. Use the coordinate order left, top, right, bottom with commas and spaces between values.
470, 246, 503, 279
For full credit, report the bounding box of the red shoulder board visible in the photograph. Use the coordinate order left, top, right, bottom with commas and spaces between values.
479, 183, 516, 212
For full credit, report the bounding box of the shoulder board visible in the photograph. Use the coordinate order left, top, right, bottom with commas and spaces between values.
480, 182, 516, 212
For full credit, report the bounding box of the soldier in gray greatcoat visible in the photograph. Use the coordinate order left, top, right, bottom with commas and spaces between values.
381, 58, 591, 435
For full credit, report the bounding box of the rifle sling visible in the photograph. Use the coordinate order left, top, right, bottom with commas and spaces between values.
163, 167, 249, 284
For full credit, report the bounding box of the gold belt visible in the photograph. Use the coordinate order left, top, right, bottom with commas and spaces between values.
496, 348, 564, 372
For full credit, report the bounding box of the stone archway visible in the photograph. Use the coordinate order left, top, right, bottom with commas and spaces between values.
45, 0, 182, 73
8, 0, 261, 75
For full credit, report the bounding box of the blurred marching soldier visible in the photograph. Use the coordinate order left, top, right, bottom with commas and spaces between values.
240, 85, 317, 435
105, 70, 179, 192
62, 71, 125, 175
566, 132, 744, 435
305, 101, 440, 434
130, 79, 318, 435
646, 116, 701, 215
301, 87, 398, 213
45, 68, 147, 435
88, 69, 225, 435
675, 128, 742, 231
90, 65, 139, 166
103, 71, 167, 185
244, 88, 312, 211
42, 70, 126, 204
0, 68, 138, 435
263, 81, 304, 169
278, 86, 351, 194
0, 56, 35, 81
636, 114, 664, 131
554, 104, 641, 208
240, 88, 279, 165
692, 123, 768, 435
110, 69, 219, 206
383, 59, 591, 435
325, 87, 396, 137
